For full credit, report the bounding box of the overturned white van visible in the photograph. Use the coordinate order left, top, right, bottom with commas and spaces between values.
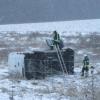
8, 48, 74, 79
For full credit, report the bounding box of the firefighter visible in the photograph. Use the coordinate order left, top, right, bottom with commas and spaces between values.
81, 55, 89, 77
52, 31, 64, 49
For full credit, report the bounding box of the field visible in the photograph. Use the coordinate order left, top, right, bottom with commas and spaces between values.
0, 19, 100, 100
0, 31, 100, 100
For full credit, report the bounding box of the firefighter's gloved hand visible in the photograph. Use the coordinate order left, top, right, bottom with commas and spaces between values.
91, 66, 94, 69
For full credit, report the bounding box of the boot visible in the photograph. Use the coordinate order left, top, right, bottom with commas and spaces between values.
81, 72, 84, 76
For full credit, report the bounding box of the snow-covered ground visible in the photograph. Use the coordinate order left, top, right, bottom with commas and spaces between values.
0, 19, 100, 100
0, 63, 100, 100
0, 19, 100, 33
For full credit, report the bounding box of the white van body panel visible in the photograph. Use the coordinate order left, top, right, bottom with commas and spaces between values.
8, 52, 25, 77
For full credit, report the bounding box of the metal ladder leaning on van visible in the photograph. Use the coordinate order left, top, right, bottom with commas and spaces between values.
55, 44, 68, 75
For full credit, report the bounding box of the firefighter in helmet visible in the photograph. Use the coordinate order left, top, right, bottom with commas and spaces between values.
81, 55, 89, 77
52, 31, 64, 49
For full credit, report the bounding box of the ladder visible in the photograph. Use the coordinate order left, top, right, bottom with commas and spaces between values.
55, 44, 68, 74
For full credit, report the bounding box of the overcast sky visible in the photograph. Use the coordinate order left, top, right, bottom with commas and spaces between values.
0, 0, 100, 24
